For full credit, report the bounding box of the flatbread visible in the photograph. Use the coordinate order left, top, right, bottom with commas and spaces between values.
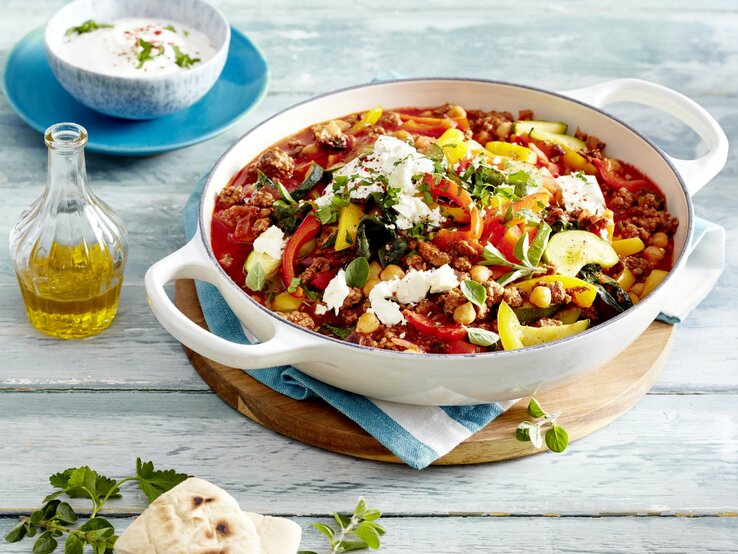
244, 511, 302, 554
115, 477, 260, 554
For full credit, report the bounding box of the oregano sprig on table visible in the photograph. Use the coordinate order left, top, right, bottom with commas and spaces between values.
4, 458, 190, 553
515, 397, 570, 453
299, 497, 386, 554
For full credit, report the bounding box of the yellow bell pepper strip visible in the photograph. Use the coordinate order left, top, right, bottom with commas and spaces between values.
436, 128, 469, 164
282, 214, 321, 297
616, 267, 636, 292
602, 209, 615, 242
499, 300, 590, 349
425, 175, 483, 250
498, 301, 525, 350
272, 291, 303, 312
611, 237, 645, 257
350, 106, 383, 133
562, 148, 597, 175
334, 203, 364, 251
521, 319, 590, 346
642, 269, 669, 298
513, 275, 598, 308
484, 141, 537, 164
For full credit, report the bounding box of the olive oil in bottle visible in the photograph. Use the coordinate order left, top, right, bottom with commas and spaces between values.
10, 123, 127, 339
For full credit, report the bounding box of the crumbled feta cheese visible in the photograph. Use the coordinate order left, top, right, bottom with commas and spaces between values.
395, 270, 431, 304
314, 304, 328, 315
322, 269, 350, 315
252, 225, 285, 260
556, 173, 606, 216
393, 195, 444, 230
368, 279, 404, 326
427, 264, 459, 293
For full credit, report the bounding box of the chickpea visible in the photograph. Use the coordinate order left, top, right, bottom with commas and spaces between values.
446, 105, 467, 118
380, 264, 405, 281
363, 277, 381, 297
368, 261, 382, 279
356, 312, 380, 334
496, 121, 512, 139
453, 302, 477, 325
631, 282, 645, 297
392, 129, 413, 143
529, 286, 552, 309
642, 245, 665, 264
651, 232, 668, 248
470, 265, 493, 283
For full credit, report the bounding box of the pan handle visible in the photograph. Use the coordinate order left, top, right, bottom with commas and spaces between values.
561, 78, 728, 196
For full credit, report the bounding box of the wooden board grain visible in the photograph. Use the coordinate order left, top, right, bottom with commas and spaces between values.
175, 279, 674, 465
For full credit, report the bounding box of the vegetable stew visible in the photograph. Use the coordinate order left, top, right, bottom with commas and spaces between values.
211, 104, 678, 354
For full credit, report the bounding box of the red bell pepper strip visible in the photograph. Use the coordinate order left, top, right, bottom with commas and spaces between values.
593, 158, 647, 190
443, 340, 480, 354
404, 311, 467, 342
281, 214, 321, 297
424, 175, 483, 249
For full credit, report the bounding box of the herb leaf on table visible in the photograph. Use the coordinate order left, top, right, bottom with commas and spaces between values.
515, 397, 570, 453
301, 497, 386, 553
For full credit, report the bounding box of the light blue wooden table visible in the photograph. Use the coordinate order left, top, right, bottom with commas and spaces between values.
1, 1, 737, 552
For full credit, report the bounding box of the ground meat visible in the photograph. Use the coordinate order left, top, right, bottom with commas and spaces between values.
638, 192, 664, 209
502, 287, 524, 308
218, 253, 234, 268
414, 135, 434, 152
251, 217, 271, 235
574, 128, 607, 156
619, 221, 650, 242
279, 311, 316, 330
535, 318, 563, 327
581, 305, 600, 322
545, 205, 573, 227
578, 211, 610, 236
547, 281, 570, 304
628, 205, 679, 235
250, 187, 275, 208
450, 240, 480, 258
418, 241, 451, 267
372, 326, 404, 351
256, 147, 295, 179
342, 288, 363, 310
415, 298, 436, 316
215, 205, 252, 229
441, 289, 467, 314
218, 184, 243, 207
363, 125, 388, 141
312, 120, 349, 149
452, 257, 472, 271
610, 187, 636, 212
379, 111, 403, 127
406, 254, 426, 271
299, 257, 331, 283
486, 281, 505, 306
624, 255, 654, 277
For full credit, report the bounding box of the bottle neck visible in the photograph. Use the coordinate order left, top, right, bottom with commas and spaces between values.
45, 123, 90, 207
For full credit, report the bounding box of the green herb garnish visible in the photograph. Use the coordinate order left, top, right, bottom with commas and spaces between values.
245, 262, 266, 291
300, 497, 386, 554
65, 19, 113, 37
345, 257, 370, 288
465, 327, 500, 347
4, 459, 190, 553
136, 38, 163, 69
164, 24, 177, 33
515, 397, 569, 453
172, 45, 201, 68
322, 324, 356, 340
480, 220, 552, 286
461, 279, 486, 308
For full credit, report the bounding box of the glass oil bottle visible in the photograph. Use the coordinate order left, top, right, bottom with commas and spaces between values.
9, 123, 128, 339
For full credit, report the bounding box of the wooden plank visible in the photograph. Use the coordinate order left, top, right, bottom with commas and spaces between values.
0, 392, 735, 515
1, 514, 737, 553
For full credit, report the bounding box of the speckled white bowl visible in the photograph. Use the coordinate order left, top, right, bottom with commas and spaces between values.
44, 0, 230, 120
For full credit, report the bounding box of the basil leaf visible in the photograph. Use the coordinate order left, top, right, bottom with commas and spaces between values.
528, 397, 545, 419
466, 327, 499, 347
292, 163, 325, 200
245, 262, 266, 292
527, 221, 551, 267
345, 257, 370, 288
461, 280, 486, 308
545, 424, 569, 453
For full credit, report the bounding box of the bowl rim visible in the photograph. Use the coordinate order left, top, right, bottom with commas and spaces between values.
199, 77, 695, 359
43, 0, 231, 82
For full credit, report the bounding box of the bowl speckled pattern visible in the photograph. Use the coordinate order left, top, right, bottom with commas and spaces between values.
44, 0, 230, 120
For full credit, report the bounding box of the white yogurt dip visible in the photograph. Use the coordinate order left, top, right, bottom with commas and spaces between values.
57, 18, 215, 77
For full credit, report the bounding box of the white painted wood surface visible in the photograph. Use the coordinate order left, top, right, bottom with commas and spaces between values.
1, 0, 736, 551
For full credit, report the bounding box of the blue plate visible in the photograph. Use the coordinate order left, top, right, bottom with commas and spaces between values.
3, 26, 269, 156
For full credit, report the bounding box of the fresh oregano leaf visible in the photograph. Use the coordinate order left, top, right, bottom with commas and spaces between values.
354, 523, 381, 548
529, 423, 544, 449
466, 327, 499, 347
311, 522, 335, 541
545, 424, 569, 453
32, 530, 57, 554
55, 502, 77, 524
345, 257, 370, 288
527, 397, 546, 419
480, 243, 510, 266
245, 262, 266, 292
4, 521, 27, 542
64, 533, 84, 554
461, 279, 486, 308
515, 422, 532, 442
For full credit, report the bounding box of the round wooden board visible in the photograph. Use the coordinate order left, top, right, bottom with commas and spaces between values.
175, 279, 675, 465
